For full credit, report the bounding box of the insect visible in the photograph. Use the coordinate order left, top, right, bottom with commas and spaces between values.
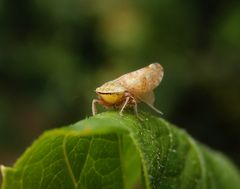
92, 63, 164, 117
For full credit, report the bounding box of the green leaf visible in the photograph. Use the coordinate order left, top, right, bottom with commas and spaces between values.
1, 112, 240, 189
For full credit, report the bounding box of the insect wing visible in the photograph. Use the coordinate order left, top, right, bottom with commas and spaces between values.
139, 90, 155, 105
117, 63, 164, 95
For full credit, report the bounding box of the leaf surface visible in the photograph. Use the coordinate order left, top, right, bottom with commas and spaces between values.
1, 112, 239, 189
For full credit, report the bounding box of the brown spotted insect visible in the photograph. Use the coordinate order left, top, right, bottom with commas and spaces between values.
92, 63, 164, 117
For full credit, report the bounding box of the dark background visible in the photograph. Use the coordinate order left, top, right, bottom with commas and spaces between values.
0, 0, 240, 181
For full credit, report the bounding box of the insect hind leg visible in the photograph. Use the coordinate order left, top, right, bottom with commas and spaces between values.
145, 102, 163, 115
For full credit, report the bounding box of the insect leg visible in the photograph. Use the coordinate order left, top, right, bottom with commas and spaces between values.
132, 98, 139, 116
119, 96, 130, 116
145, 102, 163, 115
92, 99, 100, 115
132, 97, 143, 120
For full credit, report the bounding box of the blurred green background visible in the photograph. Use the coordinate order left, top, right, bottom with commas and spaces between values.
0, 0, 240, 179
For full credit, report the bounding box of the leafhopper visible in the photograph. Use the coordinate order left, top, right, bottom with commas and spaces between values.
92, 63, 164, 117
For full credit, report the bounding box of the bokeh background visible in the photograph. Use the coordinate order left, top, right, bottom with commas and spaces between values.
1, 0, 240, 182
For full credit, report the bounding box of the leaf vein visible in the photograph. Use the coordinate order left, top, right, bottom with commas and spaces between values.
63, 135, 78, 189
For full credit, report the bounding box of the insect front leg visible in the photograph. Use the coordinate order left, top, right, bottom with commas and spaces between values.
92, 99, 102, 115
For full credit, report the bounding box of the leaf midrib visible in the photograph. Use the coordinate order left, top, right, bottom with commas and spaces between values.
63, 135, 78, 189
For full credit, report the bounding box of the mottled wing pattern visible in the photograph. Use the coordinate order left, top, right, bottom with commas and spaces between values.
116, 63, 164, 95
